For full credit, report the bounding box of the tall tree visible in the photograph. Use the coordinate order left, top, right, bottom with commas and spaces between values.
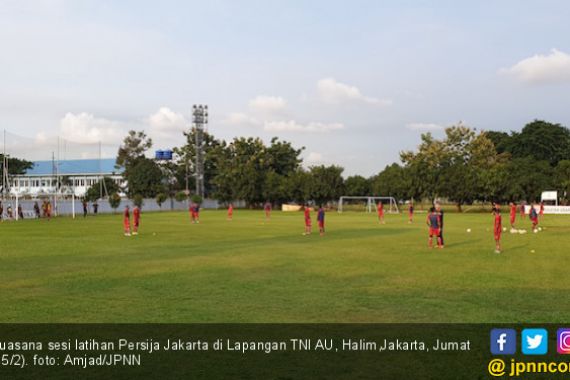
116, 130, 153, 172
307, 165, 345, 205
344, 175, 372, 196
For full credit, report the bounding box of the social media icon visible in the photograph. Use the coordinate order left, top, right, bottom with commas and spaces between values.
557, 328, 570, 354
491, 329, 516, 355
522, 329, 548, 355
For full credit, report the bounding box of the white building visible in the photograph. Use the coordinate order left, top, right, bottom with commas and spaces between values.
10, 158, 125, 197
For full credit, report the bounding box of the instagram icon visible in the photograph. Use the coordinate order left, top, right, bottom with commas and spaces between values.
558, 329, 570, 354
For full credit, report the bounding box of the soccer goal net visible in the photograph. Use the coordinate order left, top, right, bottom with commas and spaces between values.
338, 196, 399, 214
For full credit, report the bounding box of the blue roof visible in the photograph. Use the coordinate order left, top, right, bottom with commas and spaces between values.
24, 159, 123, 176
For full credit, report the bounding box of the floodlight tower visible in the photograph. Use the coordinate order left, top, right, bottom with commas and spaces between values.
192, 104, 208, 197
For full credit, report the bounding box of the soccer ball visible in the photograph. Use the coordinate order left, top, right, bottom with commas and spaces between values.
531, 250, 535, 253
538, 227, 542, 232
533, 229, 538, 234
466, 228, 471, 233
503, 227, 507, 232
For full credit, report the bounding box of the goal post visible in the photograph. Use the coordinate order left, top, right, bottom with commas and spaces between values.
338, 196, 399, 214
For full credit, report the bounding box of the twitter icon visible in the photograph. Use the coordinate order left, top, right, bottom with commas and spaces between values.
522, 329, 548, 355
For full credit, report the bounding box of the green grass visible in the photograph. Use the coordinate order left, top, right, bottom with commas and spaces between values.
1, 210, 569, 323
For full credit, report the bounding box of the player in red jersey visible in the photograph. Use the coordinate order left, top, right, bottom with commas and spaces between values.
493, 203, 502, 254
408, 202, 414, 223
227, 203, 234, 221
264, 201, 272, 221
132, 205, 141, 235
509, 202, 517, 229
123, 205, 131, 236
519, 202, 526, 219
317, 205, 325, 236
303, 204, 312, 235
539, 201, 544, 219
377, 202, 385, 224
426, 207, 442, 249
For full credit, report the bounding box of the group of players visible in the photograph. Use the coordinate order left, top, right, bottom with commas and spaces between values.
120, 197, 545, 255
0, 200, 53, 221
491, 201, 544, 254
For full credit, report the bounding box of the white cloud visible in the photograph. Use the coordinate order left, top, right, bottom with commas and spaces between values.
264, 120, 344, 133
406, 122, 444, 131
59, 112, 126, 144
248, 95, 287, 112
222, 112, 261, 127
317, 77, 392, 106
146, 107, 189, 136
306, 152, 324, 164
500, 49, 570, 84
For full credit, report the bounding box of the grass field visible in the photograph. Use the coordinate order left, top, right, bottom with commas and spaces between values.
1, 209, 569, 323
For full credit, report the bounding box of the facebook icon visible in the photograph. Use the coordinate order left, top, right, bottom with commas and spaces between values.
491, 329, 517, 355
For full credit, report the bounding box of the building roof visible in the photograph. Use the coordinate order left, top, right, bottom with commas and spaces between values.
22, 158, 123, 176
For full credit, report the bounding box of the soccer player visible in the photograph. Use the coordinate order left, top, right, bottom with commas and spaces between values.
33, 201, 40, 219
18, 204, 24, 220
426, 207, 442, 249
82, 199, 88, 218
317, 205, 325, 236
264, 201, 272, 221
303, 204, 312, 235
493, 203, 502, 254
435, 202, 445, 248
509, 202, 517, 229
529, 203, 539, 232
408, 202, 414, 223
123, 205, 131, 236
133, 205, 141, 235
227, 203, 234, 221
189, 203, 196, 223
519, 202, 526, 219
45, 201, 52, 221
194, 203, 200, 223
93, 202, 99, 216
539, 201, 545, 219
377, 202, 385, 224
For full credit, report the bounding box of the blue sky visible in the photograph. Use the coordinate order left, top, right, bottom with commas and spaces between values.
1, 0, 570, 175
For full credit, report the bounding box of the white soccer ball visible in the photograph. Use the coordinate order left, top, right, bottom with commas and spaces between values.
533, 229, 538, 234
510, 228, 517, 234
466, 228, 471, 233
538, 227, 542, 231
503, 227, 507, 232
531, 250, 535, 253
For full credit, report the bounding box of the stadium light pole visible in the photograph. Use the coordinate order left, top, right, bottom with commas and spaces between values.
192, 104, 208, 198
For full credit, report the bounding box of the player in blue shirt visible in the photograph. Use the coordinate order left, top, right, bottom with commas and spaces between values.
317, 205, 325, 236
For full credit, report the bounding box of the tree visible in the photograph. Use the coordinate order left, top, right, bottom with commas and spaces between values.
116, 130, 153, 171
109, 193, 121, 213
126, 158, 165, 198
174, 191, 188, 203
555, 160, 570, 202
0, 154, 33, 175
156, 193, 167, 209
344, 175, 371, 196
173, 128, 223, 197
265, 137, 304, 176
372, 164, 411, 201
307, 165, 345, 205
84, 177, 120, 202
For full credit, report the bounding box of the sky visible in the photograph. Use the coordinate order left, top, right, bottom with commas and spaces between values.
1, 0, 570, 176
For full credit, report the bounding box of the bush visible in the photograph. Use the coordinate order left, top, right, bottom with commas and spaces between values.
175, 191, 188, 202
109, 193, 121, 212
156, 193, 167, 208
132, 194, 144, 208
